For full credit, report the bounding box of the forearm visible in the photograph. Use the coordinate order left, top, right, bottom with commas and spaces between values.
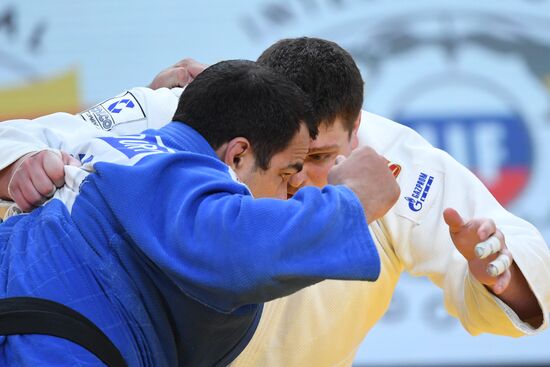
490, 261, 543, 327
188, 185, 379, 311
373, 114, 548, 333
111, 153, 380, 313
0, 162, 16, 200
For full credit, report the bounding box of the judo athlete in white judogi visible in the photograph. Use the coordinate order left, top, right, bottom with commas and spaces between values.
1, 38, 549, 366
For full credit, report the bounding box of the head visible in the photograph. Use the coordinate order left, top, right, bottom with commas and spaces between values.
258, 37, 364, 195
173, 59, 317, 199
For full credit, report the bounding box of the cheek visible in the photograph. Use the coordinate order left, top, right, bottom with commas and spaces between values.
342, 145, 353, 157
276, 183, 288, 200
257, 175, 285, 199
307, 163, 331, 187
350, 134, 359, 151
246, 175, 270, 198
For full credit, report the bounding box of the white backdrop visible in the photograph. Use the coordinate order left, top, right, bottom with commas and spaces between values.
1, 0, 549, 365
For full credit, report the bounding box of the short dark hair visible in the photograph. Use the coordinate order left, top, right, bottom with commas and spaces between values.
257, 37, 364, 135
173, 60, 316, 170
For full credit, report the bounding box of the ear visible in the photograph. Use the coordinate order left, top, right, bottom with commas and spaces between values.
350, 113, 362, 150
221, 137, 254, 171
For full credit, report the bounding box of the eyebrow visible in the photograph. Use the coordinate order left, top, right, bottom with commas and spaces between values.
308, 144, 340, 154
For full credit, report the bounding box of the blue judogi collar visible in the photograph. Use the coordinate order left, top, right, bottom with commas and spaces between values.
151, 122, 219, 159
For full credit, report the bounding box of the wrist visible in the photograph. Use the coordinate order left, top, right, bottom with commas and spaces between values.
0, 152, 37, 200
488, 263, 543, 324
0, 161, 16, 200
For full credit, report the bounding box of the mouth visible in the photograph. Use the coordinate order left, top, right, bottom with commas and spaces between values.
287, 190, 297, 199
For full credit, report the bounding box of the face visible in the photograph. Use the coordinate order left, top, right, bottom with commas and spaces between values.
287, 116, 359, 197
238, 123, 310, 199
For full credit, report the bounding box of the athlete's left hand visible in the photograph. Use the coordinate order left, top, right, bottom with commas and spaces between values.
6, 150, 80, 212
149, 58, 208, 89
443, 207, 513, 294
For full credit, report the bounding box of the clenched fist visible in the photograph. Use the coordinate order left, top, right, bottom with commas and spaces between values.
328, 146, 400, 223
1, 150, 80, 212
149, 58, 208, 90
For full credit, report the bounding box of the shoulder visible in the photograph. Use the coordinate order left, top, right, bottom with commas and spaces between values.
359, 110, 430, 153
76, 87, 182, 133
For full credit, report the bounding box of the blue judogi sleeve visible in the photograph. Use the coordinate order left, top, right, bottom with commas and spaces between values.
87, 151, 379, 313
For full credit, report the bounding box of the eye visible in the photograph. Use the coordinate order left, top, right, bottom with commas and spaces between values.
307, 153, 332, 162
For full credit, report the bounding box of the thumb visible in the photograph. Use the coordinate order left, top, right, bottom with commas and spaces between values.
42, 150, 66, 188
443, 207, 465, 233
61, 151, 82, 167
334, 155, 346, 166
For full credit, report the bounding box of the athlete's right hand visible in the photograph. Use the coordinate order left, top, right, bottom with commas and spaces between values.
4, 150, 80, 212
149, 58, 208, 89
328, 146, 400, 223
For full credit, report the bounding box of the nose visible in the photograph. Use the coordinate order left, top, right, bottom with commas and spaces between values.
289, 170, 306, 189
287, 170, 306, 198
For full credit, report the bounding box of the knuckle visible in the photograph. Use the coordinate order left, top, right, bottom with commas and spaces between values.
495, 229, 505, 242
21, 158, 32, 169
28, 190, 42, 204
393, 183, 401, 198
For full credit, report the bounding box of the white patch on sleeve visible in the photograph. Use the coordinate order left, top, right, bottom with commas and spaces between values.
394, 164, 443, 224
78, 91, 145, 131
53, 165, 94, 213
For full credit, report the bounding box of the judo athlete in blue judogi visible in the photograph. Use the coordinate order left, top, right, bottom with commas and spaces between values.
0, 60, 397, 366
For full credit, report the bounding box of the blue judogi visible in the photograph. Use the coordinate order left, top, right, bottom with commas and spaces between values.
0, 122, 379, 366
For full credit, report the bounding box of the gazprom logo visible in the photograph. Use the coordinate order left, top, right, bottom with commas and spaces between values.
404, 172, 434, 212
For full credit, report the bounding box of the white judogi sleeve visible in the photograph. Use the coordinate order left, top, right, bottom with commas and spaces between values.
359, 110, 550, 336
0, 87, 181, 171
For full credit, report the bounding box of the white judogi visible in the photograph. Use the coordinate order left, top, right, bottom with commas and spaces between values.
0, 88, 548, 366
231, 111, 550, 366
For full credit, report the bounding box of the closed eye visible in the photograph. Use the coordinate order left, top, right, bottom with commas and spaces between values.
306, 153, 334, 162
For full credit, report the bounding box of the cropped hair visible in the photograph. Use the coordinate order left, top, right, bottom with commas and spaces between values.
173, 60, 316, 169
258, 37, 364, 135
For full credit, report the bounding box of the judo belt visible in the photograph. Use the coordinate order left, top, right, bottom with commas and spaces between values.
0, 297, 127, 367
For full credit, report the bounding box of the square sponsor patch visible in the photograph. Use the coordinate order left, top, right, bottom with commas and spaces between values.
79, 91, 145, 131
394, 164, 443, 224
